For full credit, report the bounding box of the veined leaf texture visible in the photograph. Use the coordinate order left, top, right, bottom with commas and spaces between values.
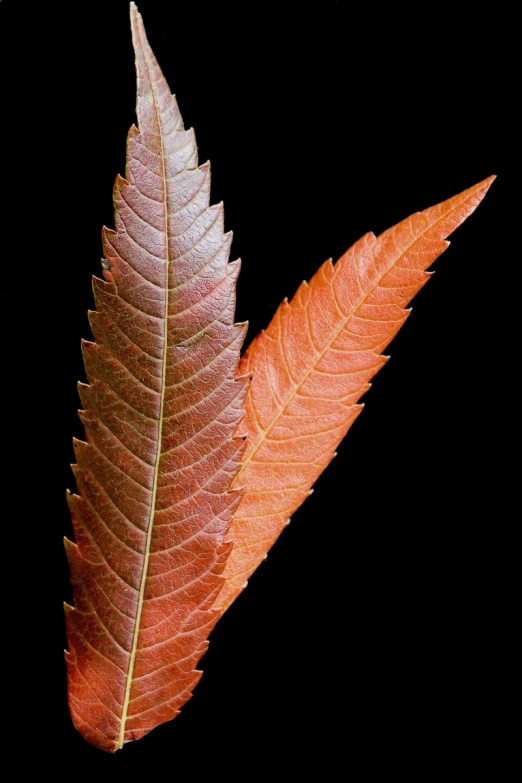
216, 176, 494, 613
64, 2, 494, 751
65, 4, 248, 751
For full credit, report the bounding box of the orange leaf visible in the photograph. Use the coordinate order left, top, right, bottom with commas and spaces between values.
216, 176, 495, 613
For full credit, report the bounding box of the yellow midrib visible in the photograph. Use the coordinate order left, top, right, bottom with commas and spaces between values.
118, 27, 170, 749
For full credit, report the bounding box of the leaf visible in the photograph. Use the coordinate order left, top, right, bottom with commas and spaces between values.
215, 176, 494, 613
64, 3, 247, 752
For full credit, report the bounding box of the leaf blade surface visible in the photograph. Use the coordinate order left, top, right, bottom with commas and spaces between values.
216, 176, 494, 613
65, 4, 246, 751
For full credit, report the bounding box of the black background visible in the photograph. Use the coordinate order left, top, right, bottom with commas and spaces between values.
0, 0, 515, 773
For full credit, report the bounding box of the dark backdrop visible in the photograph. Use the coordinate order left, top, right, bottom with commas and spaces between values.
0, 0, 514, 774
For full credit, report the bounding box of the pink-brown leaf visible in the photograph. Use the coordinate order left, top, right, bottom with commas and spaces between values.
65, 3, 246, 751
